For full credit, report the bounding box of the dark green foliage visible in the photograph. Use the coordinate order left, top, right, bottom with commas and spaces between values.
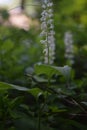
0, 26, 42, 85
0, 64, 87, 130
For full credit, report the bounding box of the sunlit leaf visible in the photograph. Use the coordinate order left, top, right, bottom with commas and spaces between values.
34, 64, 71, 80
29, 88, 42, 98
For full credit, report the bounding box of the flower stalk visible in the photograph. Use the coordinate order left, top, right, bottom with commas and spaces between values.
64, 31, 74, 65
40, 0, 55, 65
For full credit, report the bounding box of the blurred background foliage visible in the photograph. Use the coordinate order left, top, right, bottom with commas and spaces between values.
0, 26, 42, 85
0, 0, 87, 130
0, 0, 87, 84
54, 0, 87, 78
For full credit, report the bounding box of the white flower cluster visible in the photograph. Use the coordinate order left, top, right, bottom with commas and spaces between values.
40, 0, 55, 64
64, 31, 74, 64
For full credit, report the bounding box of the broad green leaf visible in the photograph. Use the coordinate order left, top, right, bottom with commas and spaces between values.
0, 81, 28, 91
34, 64, 71, 80
0, 82, 43, 98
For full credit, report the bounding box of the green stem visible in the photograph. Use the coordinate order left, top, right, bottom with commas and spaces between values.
38, 106, 41, 130
47, 38, 50, 65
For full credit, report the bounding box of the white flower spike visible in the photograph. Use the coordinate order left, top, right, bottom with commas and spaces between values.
64, 31, 74, 64
40, 0, 55, 64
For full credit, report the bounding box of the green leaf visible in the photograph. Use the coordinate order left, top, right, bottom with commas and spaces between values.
29, 88, 42, 98
81, 101, 87, 106
0, 82, 43, 98
34, 64, 71, 80
0, 81, 29, 91
49, 106, 67, 113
